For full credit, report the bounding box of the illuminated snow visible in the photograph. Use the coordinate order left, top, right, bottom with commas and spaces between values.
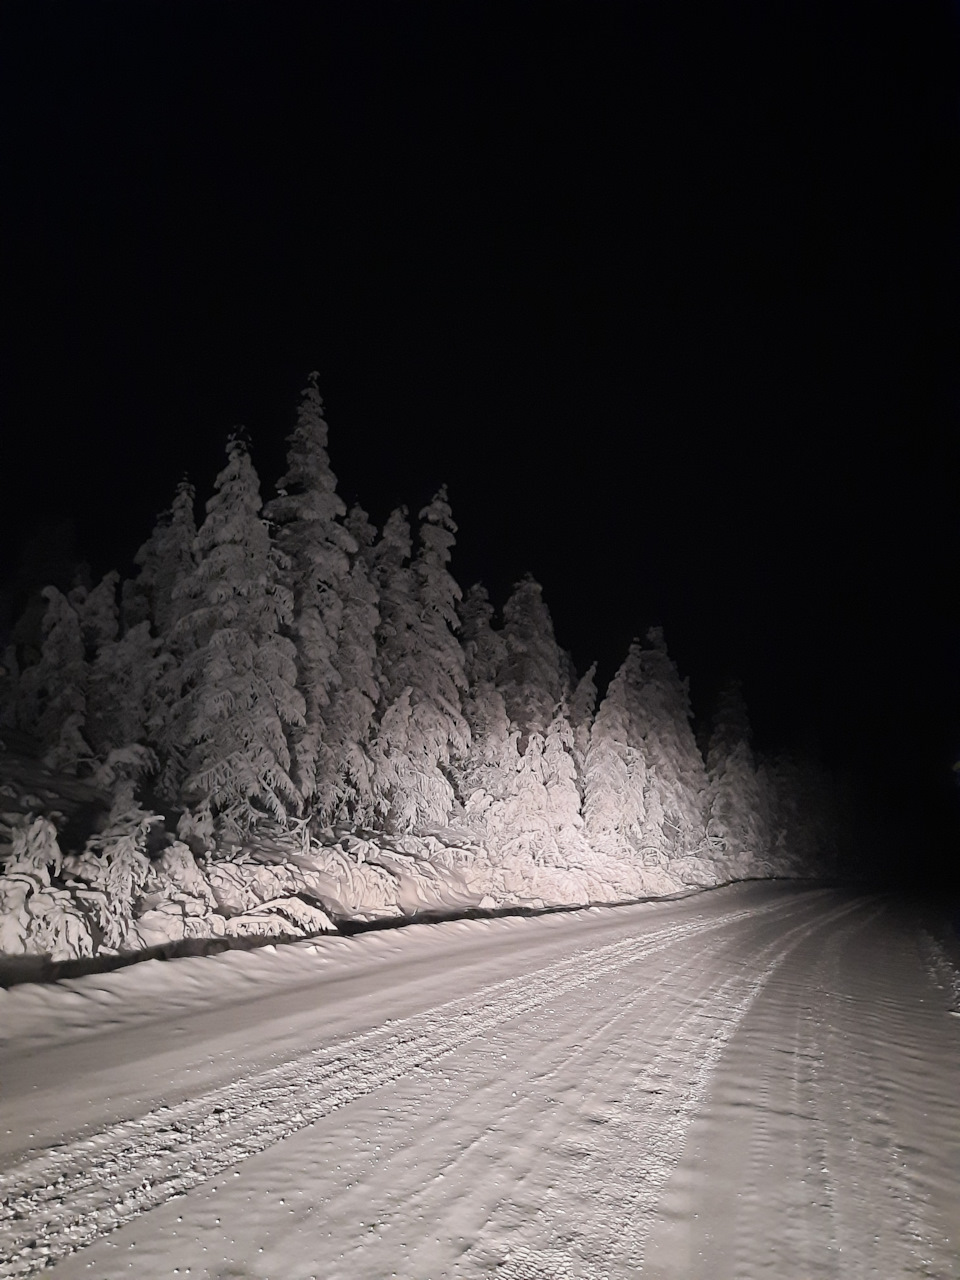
1, 884, 957, 1278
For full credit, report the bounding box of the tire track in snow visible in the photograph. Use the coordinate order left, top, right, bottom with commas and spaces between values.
99, 894, 841, 1280
725, 904, 879, 1280
347, 913, 742, 1277
705, 903, 951, 1280
819, 913, 957, 1278
642, 900, 960, 1280
486, 897, 865, 1279
0, 897, 804, 1277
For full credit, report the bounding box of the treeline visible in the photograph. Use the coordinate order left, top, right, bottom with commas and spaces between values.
1, 375, 839, 886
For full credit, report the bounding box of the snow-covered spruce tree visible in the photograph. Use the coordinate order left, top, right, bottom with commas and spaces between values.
459, 583, 507, 738
496, 727, 556, 865
497, 575, 570, 744
460, 582, 588, 870
369, 506, 415, 703
582, 643, 648, 861
75, 570, 120, 659
167, 436, 305, 836
631, 628, 709, 864
70, 570, 162, 763
85, 622, 167, 761
317, 503, 381, 826
111, 482, 199, 789
122, 479, 198, 636
368, 493, 470, 832
704, 680, 768, 877
542, 704, 588, 851
458, 583, 522, 836
569, 661, 598, 765
15, 587, 92, 774
479, 702, 587, 871
414, 487, 470, 743
263, 374, 355, 812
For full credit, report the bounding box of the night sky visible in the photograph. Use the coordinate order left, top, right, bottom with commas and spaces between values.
3, 2, 958, 884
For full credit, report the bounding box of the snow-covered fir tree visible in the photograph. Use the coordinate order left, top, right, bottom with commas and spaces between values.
168, 436, 305, 834
73, 570, 160, 762
85, 622, 166, 761
479, 705, 587, 871
413, 487, 469, 744
458, 583, 522, 837
319, 503, 381, 826
366, 497, 468, 830
263, 373, 355, 811
630, 628, 708, 863
496, 728, 555, 864
459, 583, 507, 738
497, 575, 570, 744
704, 680, 767, 875
15, 587, 92, 774
369, 506, 415, 706
75, 570, 120, 660
122, 479, 197, 636
461, 582, 588, 870
542, 704, 587, 850
582, 642, 648, 860
367, 493, 470, 832
567, 660, 598, 805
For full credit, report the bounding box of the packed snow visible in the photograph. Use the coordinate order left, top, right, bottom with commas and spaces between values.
1, 883, 958, 1278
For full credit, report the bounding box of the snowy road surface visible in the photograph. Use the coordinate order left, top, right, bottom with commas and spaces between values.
1, 884, 958, 1278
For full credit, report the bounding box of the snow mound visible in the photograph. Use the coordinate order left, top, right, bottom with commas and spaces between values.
0, 745, 725, 975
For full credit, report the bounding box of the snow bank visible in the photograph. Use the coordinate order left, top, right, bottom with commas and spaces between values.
0, 747, 725, 977
0, 815, 716, 976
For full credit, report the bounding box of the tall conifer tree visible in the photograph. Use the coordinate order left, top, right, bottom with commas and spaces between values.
704, 680, 766, 873
631, 628, 708, 862
264, 374, 355, 810
413, 487, 469, 743
16, 587, 91, 773
321, 504, 381, 825
76, 571, 120, 659
458, 583, 520, 835
498, 575, 568, 744
368, 494, 469, 831
169, 437, 304, 833
123, 480, 197, 636
86, 622, 166, 761
583, 643, 648, 859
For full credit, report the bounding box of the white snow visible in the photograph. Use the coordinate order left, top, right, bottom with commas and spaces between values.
1, 884, 958, 1279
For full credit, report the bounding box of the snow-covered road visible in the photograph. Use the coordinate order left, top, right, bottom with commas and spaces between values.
1, 884, 958, 1279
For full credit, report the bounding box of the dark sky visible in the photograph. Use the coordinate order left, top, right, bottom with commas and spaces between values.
3, 1, 959, 877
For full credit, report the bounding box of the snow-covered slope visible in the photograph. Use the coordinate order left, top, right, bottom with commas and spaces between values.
0, 737, 728, 976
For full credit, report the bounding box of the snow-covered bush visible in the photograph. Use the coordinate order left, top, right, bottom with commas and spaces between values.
0, 816, 94, 959
70, 786, 161, 950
